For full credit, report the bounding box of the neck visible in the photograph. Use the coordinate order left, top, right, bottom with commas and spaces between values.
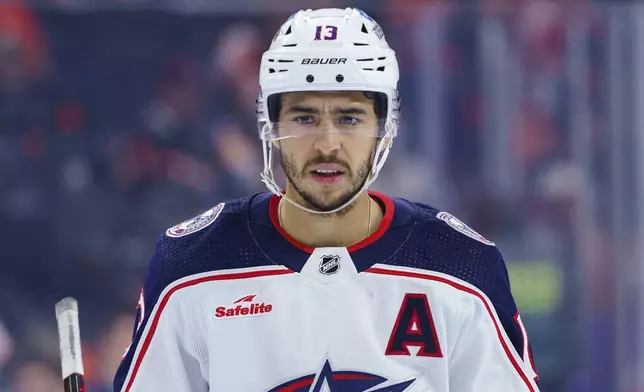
278, 187, 383, 248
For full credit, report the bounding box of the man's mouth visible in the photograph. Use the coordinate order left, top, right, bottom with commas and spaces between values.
311, 169, 344, 176
309, 166, 346, 183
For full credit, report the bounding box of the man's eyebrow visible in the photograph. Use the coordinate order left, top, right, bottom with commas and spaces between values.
282, 106, 369, 115
283, 105, 319, 114
331, 107, 368, 115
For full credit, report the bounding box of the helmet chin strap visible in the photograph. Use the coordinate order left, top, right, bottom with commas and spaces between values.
259, 122, 394, 216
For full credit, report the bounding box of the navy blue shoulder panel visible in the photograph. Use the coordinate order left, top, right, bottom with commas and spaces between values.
384, 201, 499, 290
383, 200, 538, 378
114, 194, 276, 391
156, 195, 276, 289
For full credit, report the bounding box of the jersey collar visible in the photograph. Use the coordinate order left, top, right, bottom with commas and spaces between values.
248, 191, 415, 273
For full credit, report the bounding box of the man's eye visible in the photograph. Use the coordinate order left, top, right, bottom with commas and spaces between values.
339, 116, 361, 126
293, 116, 316, 125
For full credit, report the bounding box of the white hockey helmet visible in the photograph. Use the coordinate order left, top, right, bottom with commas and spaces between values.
256, 7, 400, 214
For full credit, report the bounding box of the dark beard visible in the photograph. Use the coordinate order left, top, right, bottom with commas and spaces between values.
280, 152, 373, 217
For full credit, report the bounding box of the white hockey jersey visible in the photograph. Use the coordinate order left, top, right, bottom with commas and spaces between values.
114, 192, 540, 392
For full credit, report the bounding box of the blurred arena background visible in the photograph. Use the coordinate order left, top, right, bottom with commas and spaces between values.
0, 0, 643, 391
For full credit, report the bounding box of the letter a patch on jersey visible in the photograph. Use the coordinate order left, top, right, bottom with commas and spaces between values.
385, 293, 443, 358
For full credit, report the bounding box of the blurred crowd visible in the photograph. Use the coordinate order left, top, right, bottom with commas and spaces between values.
0, 0, 639, 391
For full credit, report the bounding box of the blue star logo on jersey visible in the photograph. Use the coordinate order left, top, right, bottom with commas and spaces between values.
268, 360, 415, 392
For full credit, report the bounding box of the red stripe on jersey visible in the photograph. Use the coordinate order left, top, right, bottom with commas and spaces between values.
365, 266, 536, 392
269, 194, 314, 253
274, 377, 314, 392
124, 268, 293, 392
347, 191, 394, 252
513, 312, 539, 381
268, 191, 395, 254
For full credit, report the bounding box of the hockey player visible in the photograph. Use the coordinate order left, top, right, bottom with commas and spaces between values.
114, 8, 540, 392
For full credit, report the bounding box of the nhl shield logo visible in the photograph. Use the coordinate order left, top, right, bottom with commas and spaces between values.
319, 255, 340, 275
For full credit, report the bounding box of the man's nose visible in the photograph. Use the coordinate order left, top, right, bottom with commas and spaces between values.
312, 120, 342, 154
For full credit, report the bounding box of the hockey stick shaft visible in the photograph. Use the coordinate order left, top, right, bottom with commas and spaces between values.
55, 297, 86, 392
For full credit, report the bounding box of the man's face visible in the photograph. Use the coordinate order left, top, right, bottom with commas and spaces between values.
277, 91, 379, 213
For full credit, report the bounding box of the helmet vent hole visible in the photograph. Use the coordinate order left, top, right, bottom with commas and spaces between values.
377, 66, 385, 72
361, 24, 369, 34
285, 26, 292, 35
